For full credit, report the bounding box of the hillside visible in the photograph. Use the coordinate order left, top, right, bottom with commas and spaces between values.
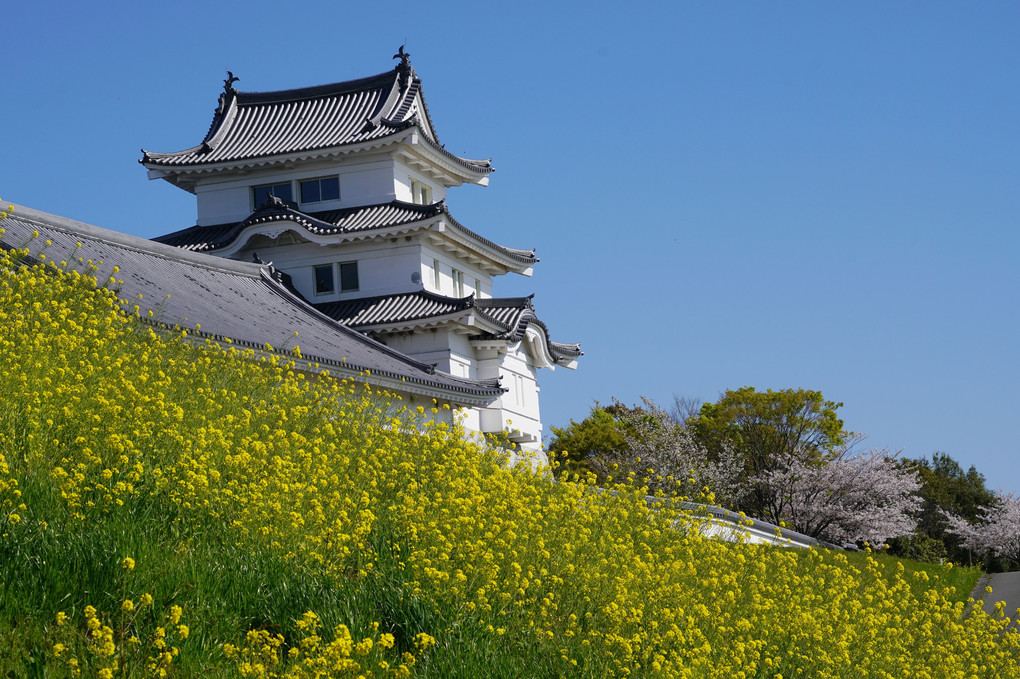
1, 240, 1018, 677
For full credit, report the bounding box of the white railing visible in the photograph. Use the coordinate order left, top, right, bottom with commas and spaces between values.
651, 498, 849, 550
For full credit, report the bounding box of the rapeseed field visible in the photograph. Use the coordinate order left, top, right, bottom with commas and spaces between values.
0, 242, 1018, 677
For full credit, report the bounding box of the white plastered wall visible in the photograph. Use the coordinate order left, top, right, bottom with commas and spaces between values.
497, 342, 543, 450
393, 159, 449, 205
233, 236, 425, 302
383, 331, 474, 379
193, 154, 404, 226
419, 245, 492, 299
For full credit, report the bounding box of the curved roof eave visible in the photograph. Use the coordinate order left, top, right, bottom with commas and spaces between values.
401, 123, 493, 179
527, 317, 583, 368
313, 290, 504, 336
144, 125, 493, 189
153, 201, 538, 272
432, 206, 537, 268
140, 66, 493, 181
472, 298, 582, 369
355, 311, 505, 336
142, 134, 411, 179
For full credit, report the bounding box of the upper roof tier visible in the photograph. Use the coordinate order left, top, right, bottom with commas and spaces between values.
140, 52, 493, 184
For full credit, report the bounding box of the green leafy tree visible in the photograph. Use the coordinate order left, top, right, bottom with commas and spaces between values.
547, 404, 630, 482
550, 399, 741, 503
889, 452, 996, 564
692, 387, 849, 517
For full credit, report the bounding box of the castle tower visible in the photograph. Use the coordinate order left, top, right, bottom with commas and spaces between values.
144, 50, 580, 450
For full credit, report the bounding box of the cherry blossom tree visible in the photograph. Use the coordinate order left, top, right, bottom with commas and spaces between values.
757, 444, 921, 545
603, 397, 745, 505
943, 492, 1020, 562
555, 394, 922, 546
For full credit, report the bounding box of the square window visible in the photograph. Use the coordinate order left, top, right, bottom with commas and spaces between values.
314, 264, 334, 295
410, 179, 432, 205
320, 176, 340, 201
339, 261, 359, 292
300, 176, 340, 204
253, 182, 293, 208
300, 180, 320, 203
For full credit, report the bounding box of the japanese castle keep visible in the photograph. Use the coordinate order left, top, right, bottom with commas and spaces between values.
140, 50, 582, 453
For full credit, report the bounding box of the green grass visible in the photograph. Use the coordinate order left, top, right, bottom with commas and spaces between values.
834, 549, 983, 605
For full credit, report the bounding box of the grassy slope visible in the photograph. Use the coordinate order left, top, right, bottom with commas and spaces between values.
0, 246, 1015, 678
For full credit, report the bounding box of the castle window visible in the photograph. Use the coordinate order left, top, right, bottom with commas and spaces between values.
339, 261, 359, 292
410, 178, 433, 205
300, 176, 340, 204
252, 182, 294, 208
433, 259, 440, 290
314, 264, 334, 295
452, 269, 464, 297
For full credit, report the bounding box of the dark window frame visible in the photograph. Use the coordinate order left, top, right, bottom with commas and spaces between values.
314, 264, 335, 295
339, 261, 359, 292
300, 176, 341, 204
252, 182, 295, 209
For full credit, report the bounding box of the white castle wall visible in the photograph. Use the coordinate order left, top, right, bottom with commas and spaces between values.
418, 245, 492, 299
194, 154, 404, 226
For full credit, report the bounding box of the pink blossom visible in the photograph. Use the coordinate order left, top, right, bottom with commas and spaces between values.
943, 492, 1020, 560
757, 445, 921, 545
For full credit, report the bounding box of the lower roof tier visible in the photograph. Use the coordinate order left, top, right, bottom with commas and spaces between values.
314, 290, 582, 368
2, 204, 505, 405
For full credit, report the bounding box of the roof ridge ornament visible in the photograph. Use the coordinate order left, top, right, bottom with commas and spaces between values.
224, 70, 240, 94
260, 194, 286, 210
393, 45, 413, 89
216, 70, 240, 117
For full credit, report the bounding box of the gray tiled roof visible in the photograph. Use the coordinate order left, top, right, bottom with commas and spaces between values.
475, 297, 583, 362
547, 340, 584, 359
153, 200, 538, 264
475, 296, 534, 334
315, 290, 474, 327
140, 66, 492, 176
1, 204, 504, 403
315, 291, 583, 364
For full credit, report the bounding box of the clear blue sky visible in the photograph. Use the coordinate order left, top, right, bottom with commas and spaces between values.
4, 2, 1018, 492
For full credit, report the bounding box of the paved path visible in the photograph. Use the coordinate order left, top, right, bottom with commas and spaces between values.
974, 571, 1020, 624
